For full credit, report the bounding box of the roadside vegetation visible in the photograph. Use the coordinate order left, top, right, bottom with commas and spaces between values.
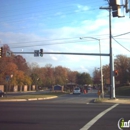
1, 92, 66, 100
95, 86, 130, 103
104, 86, 130, 96
115, 86, 130, 96
0, 44, 130, 92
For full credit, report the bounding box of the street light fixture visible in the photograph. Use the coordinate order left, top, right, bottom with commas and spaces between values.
80, 37, 104, 98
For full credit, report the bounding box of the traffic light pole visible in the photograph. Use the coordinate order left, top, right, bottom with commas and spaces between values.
100, 6, 116, 99
109, 7, 116, 99
109, 7, 112, 98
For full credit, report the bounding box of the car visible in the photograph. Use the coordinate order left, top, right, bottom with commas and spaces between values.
87, 87, 92, 90
73, 87, 81, 94
0, 90, 4, 97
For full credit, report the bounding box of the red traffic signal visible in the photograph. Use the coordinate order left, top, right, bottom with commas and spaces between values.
114, 70, 118, 76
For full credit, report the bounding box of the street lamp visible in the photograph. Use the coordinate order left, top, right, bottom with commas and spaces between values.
80, 37, 104, 98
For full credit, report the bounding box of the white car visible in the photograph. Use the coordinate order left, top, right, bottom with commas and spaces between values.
73, 87, 81, 94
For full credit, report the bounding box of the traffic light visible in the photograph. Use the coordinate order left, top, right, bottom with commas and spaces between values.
114, 70, 118, 76
0, 47, 3, 58
125, 0, 130, 13
40, 49, 43, 57
109, 0, 125, 17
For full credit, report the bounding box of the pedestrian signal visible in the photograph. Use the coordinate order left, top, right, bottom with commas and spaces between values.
114, 70, 118, 76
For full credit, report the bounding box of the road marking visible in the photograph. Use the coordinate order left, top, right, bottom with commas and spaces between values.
80, 104, 119, 130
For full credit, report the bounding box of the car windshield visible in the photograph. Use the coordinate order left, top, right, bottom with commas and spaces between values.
75, 88, 80, 90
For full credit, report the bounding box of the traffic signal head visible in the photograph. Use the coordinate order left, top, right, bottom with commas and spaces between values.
114, 70, 118, 76
40, 49, 43, 57
0, 47, 3, 58
109, 0, 125, 17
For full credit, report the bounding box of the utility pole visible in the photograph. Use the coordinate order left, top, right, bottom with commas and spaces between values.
109, 6, 115, 99
99, 6, 116, 99
99, 0, 130, 99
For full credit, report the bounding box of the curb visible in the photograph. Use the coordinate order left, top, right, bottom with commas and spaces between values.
93, 98, 130, 104
0, 96, 58, 102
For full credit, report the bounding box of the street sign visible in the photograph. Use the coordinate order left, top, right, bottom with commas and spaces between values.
34, 50, 39, 57
5, 75, 10, 81
6, 51, 12, 57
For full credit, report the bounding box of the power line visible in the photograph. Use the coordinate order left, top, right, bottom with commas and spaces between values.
0, 1, 106, 22
113, 31, 130, 37
7, 34, 109, 48
0, 0, 102, 15
7, 31, 130, 48
3, 31, 130, 49
0, 8, 99, 23
112, 36, 130, 52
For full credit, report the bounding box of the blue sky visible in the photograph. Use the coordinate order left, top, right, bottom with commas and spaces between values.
0, 0, 130, 75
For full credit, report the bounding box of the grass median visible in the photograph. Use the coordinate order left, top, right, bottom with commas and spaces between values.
94, 98, 108, 103
115, 86, 130, 96
0, 92, 66, 100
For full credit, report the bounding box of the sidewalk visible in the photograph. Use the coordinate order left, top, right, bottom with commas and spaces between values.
101, 98, 130, 104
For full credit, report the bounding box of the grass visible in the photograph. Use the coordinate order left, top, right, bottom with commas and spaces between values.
94, 98, 108, 103
0, 92, 66, 100
105, 86, 130, 96
115, 86, 130, 96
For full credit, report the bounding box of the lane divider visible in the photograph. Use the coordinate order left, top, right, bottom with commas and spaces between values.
80, 104, 119, 130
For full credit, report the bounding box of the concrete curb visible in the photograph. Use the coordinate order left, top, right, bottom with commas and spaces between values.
0, 96, 58, 102
93, 98, 130, 104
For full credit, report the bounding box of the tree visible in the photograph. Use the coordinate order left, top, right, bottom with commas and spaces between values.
102, 65, 110, 85
13, 55, 29, 73
93, 68, 101, 85
77, 72, 92, 85
114, 55, 130, 85
54, 66, 68, 85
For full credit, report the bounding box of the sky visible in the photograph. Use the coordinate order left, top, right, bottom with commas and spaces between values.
0, 0, 130, 76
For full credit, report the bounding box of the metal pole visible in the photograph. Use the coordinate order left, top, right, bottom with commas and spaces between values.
6, 81, 8, 98
109, 7, 112, 99
80, 37, 104, 98
109, 7, 116, 99
99, 40, 104, 98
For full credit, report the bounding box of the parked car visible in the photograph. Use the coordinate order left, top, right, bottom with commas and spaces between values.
73, 87, 81, 94
0, 90, 4, 97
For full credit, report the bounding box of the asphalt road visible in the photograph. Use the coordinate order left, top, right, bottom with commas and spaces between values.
41, 92, 97, 104
0, 91, 130, 130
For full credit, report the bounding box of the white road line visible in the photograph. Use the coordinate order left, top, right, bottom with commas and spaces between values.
80, 104, 119, 130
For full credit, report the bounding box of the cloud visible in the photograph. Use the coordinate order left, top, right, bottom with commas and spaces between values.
75, 4, 90, 12
54, 12, 66, 18
78, 65, 89, 73
50, 54, 58, 61
0, 9, 130, 74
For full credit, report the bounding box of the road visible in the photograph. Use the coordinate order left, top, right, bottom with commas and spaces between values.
0, 90, 130, 130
